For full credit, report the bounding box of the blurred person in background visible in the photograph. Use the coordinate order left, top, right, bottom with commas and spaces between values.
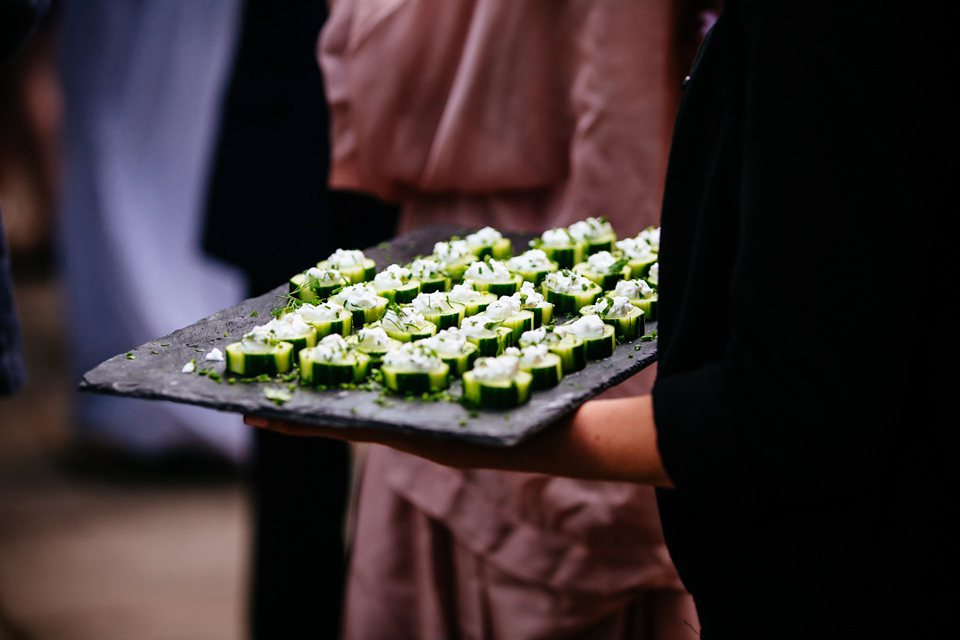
1, 1, 48, 637
202, 1, 398, 637
55, 0, 250, 464
317, 1, 715, 637
0, 0, 46, 401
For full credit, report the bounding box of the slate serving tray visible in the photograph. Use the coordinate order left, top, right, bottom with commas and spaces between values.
79, 224, 658, 446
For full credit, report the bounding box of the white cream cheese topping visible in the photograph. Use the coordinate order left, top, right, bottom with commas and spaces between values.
608, 296, 634, 317
424, 328, 468, 355
507, 249, 552, 271
306, 267, 346, 284
648, 262, 659, 282
543, 269, 593, 293
412, 292, 457, 314
614, 237, 654, 261
326, 248, 366, 268
432, 240, 472, 263
540, 227, 572, 246
567, 217, 612, 242
638, 227, 660, 250
447, 283, 483, 303
513, 281, 545, 307
295, 301, 346, 323
471, 355, 520, 381
266, 313, 313, 339
374, 264, 412, 289
460, 314, 497, 337
409, 258, 444, 280
560, 314, 607, 338
464, 259, 510, 282
311, 333, 350, 361
381, 306, 428, 331
383, 342, 442, 371
335, 283, 380, 309
586, 251, 620, 274
485, 296, 521, 320
356, 326, 391, 347
465, 226, 502, 247
614, 278, 653, 299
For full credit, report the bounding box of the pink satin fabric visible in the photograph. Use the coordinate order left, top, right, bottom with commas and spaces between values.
320, 1, 699, 637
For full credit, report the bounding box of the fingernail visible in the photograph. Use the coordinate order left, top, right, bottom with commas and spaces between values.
244, 415, 268, 427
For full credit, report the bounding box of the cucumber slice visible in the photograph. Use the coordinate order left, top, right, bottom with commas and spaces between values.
519, 329, 586, 374
549, 335, 587, 373
418, 306, 466, 331
462, 370, 533, 409
288, 272, 345, 303
298, 308, 353, 339
626, 255, 658, 280
225, 341, 294, 376
518, 352, 564, 390
584, 233, 616, 256
537, 243, 583, 270
526, 303, 554, 328
573, 261, 631, 290
497, 310, 535, 345
436, 343, 479, 377
567, 218, 617, 256
438, 256, 476, 283
316, 257, 377, 284
465, 274, 524, 297
380, 364, 450, 394
563, 323, 616, 360
460, 291, 498, 316
463, 326, 513, 356
375, 281, 422, 304
349, 329, 403, 368
580, 298, 646, 341
467, 237, 513, 261
541, 283, 602, 315
417, 276, 452, 294
299, 348, 371, 386
628, 295, 657, 321
382, 322, 437, 343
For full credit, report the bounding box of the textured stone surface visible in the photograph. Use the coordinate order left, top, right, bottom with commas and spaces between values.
80, 225, 658, 446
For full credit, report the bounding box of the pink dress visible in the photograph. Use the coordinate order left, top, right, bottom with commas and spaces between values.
320, 1, 699, 637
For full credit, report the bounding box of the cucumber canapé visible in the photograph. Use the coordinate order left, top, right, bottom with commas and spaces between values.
505, 345, 563, 390
518, 325, 587, 374
289, 267, 346, 303
558, 314, 616, 360
299, 334, 371, 386
541, 269, 603, 315
460, 313, 513, 357
317, 248, 376, 284
464, 226, 512, 261
580, 295, 645, 341
380, 341, 450, 394
226, 324, 295, 376
421, 328, 479, 377
462, 354, 533, 409
572, 251, 631, 291
463, 258, 524, 297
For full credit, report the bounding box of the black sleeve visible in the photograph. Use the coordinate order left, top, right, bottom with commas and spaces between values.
652, 2, 955, 518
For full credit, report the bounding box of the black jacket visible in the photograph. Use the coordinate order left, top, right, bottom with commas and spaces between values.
651, 2, 958, 637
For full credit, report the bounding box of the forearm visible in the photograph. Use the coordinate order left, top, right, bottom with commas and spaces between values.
245, 394, 673, 486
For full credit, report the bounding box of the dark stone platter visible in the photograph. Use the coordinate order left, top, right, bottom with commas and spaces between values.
79, 224, 657, 446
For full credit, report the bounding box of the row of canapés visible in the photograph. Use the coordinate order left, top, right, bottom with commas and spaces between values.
224, 219, 660, 409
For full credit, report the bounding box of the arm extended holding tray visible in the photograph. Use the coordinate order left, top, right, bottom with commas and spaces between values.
245, 394, 674, 487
